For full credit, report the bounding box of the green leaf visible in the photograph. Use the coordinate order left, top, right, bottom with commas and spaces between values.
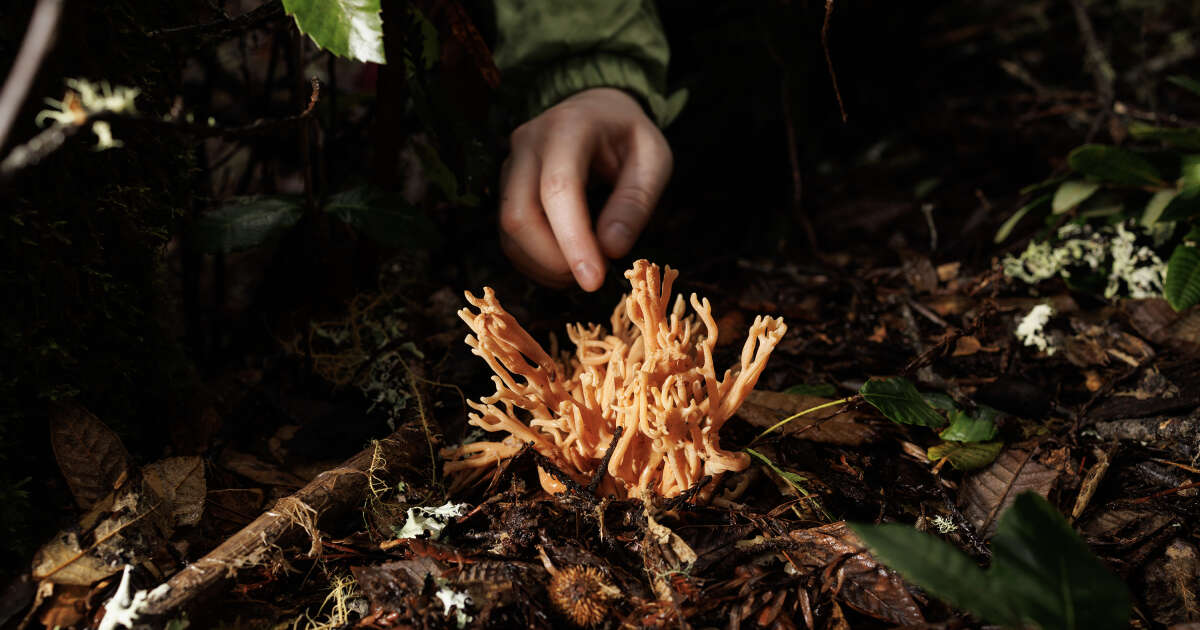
1067, 144, 1165, 187
849, 523, 1020, 627
1141, 189, 1178, 226
1051, 180, 1100, 214
323, 186, 440, 249
283, 0, 385, 64
192, 196, 304, 254
860, 378, 946, 428
1165, 245, 1200, 311
1128, 122, 1200, 151
783, 383, 838, 397
938, 407, 999, 442
995, 193, 1051, 243
989, 493, 1131, 630
927, 441, 1002, 470
1168, 75, 1200, 97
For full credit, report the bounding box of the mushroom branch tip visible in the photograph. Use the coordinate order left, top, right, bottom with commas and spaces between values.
440, 260, 787, 499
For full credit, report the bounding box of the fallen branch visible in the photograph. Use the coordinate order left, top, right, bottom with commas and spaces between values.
136, 423, 427, 621
0, 77, 320, 184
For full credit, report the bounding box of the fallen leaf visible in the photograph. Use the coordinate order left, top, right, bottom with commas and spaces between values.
36, 583, 90, 629
869, 324, 888, 343
1142, 539, 1200, 625
960, 449, 1058, 538
951, 335, 982, 356
49, 402, 132, 510
785, 522, 925, 625
641, 504, 697, 601
218, 449, 308, 488
142, 456, 206, 529
936, 261, 961, 282
740, 391, 878, 445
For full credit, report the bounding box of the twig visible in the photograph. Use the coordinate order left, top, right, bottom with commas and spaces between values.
1067, 0, 1115, 141
0, 78, 321, 184
0, 0, 64, 152
147, 1, 284, 40
587, 426, 623, 495
820, 0, 848, 123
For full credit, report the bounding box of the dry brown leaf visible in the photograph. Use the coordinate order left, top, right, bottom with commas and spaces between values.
960, 449, 1058, 538
641, 505, 697, 602
951, 335, 982, 356
1082, 509, 1173, 542
739, 391, 878, 446
936, 262, 961, 282
1124, 298, 1180, 344
785, 522, 925, 625
49, 402, 132, 510
1071, 447, 1113, 521
30, 530, 115, 586
218, 449, 308, 488
1143, 539, 1200, 625
143, 456, 206, 529
1167, 308, 1200, 357
36, 582, 90, 629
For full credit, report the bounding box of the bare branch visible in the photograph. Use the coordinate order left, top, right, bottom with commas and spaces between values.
0, 0, 65, 152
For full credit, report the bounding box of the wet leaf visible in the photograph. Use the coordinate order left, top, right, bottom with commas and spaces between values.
283, 0, 385, 64
961, 449, 1058, 538
1052, 180, 1100, 214
1165, 245, 1200, 311
850, 522, 1016, 626
49, 402, 131, 510
927, 441, 1002, 470
192, 196, 304, 253
938, 407, 1000, 443
1067, 144, 1165, 187
989, 493, 1131, 630
324, 186, 440, 249
860, 378, 946, 428
853, 493, 1130, 630
142, 456, 206, 529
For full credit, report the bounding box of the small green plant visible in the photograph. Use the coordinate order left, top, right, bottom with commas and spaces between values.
851, 492, 1130, 630
997, 74, 1200, 311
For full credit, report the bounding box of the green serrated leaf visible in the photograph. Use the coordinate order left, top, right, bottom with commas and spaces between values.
849, 523, 1020, 627
1165, 245, 1200, 311
1128, 122, 1200, 151
783, 383, 838, 397
1142, 189, 1178, 226
989, 493, 1131, 630
1067, 144, 1165, 187
1052, 180, 1100, 214
860, 378, 946, 428
927, 441, 1002, 470
1168, 75, 1200, 98
938, 407, 1000, 442
192, 196, 304, 254
995, 193, 1051, 244
283, 0, 385, 64
324, 186, 440, 249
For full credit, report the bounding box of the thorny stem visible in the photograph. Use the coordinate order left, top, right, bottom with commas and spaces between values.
749, 396, 853, 444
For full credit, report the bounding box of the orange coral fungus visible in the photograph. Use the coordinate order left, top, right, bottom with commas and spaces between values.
440, 260, 787, 499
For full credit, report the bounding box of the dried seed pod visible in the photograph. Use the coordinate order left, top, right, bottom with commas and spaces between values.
539, 546, 621, 627
548, 565, 619, 627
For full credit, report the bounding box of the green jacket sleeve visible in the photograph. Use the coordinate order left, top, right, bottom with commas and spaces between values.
492, 0, 686, 128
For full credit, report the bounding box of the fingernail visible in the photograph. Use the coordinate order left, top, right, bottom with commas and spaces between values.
573, 261, 601, 291
603, 221, 635, 253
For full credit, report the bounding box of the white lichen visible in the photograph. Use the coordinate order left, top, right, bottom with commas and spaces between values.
931, 515, 958, 534
393, 502, 468, 540
34, 78, 140, 152
1002, 221, 1167, 300
435, 584, 473, 629
1015, 304, 1056, 355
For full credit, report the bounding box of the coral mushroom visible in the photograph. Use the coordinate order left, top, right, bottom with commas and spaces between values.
440, 260, 787, 499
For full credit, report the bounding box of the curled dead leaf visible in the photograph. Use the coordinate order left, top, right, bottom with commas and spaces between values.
49, 402, 132, 510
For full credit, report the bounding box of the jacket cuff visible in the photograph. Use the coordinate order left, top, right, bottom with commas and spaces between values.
522, 53, 688, 128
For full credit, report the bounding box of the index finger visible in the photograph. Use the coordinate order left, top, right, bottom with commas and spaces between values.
539, 126, 606, 292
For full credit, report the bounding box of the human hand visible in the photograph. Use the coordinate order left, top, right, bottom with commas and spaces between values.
499, 87, 673, 291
